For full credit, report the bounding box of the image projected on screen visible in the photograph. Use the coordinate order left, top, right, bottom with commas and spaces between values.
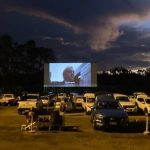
44, 63, 96, 87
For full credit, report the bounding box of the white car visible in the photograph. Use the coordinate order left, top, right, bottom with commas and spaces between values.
82, 93, 95, 115
54, 98, 62, 110
113, 93, 137, 113
40, 96, 49, 106
136, 96, 150, 114
133, 92, 147, 98
74, 96, 84, 108
17, 93, 40, 115
129, 92, 148, 102
0, 94, 17, 106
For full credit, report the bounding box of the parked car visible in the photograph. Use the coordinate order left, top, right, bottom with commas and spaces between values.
91, 96, 128, 130
74, 96, 84, 109
133, 92, 147, 98
136, 96, 150, 114
0, 94, 17, 106
17, 93, 41, 115
113, 93, 137, 113
129, 92, 148, 102
40, 96, 49, 106
82, 92, 95, 115
54, 98, 62, 110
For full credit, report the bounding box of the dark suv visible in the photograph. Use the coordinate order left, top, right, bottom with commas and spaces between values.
91, 96, 128, 130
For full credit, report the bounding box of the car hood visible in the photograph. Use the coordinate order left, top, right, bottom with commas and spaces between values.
95, 109, 128, 118
86, 102, 94, 107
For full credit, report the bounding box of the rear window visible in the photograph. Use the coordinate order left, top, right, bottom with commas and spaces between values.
116, 96, 129, 102
87, 98, 95, 103
96, 101, 121, 109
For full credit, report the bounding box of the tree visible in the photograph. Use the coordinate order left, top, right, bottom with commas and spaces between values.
0, 34, 56, 92
110, 67, 129, 75
0, 35, 13, 75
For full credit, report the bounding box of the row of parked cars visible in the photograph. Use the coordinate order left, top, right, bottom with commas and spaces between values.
1, 91, 149, 115
1, 91, 150, 131
129, 92, 150, 114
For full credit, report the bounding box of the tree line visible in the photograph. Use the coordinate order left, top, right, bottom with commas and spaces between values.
0, 35, 56, 93
97, 67, 150, 94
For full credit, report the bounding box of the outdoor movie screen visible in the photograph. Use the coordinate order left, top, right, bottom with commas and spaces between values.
44, 63, 97, 87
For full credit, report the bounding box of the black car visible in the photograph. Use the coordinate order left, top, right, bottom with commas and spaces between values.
91, 97, 128, 130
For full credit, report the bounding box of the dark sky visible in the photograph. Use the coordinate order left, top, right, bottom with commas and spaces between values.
1, 0, 150, 70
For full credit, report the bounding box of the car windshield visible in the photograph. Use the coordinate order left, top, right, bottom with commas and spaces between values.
87, 98, 95, 103
116, 96, 129, 102
146, 99, 150, 104
96, 101, 121, 109
96, 94, 113, 101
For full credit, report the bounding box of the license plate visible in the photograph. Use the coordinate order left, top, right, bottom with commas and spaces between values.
109, 122, 117, 125
24, 110, 29, 112
96, 122, 103, 126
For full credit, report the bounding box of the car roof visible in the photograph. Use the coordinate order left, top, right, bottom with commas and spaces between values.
96, 97, 116, 102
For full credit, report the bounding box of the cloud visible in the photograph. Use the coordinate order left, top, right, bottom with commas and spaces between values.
6, 6, 81, 33
130, 52, 150, 63
40, 36, 81, 47
87, 11, 150, 51
89, 21, 124, 51
2, 0, 150, 52
2, 0, 150, 51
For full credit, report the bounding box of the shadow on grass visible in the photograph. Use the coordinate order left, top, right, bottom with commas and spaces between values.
63, 109, 85, 116
38, 125, 82, 132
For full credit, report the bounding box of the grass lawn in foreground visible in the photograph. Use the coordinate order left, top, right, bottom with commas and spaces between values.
0, 106, 150, 150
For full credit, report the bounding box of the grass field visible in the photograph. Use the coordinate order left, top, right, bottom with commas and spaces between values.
0, 106, 150, 150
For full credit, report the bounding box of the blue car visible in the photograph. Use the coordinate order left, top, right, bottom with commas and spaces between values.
91, 96, 128, 130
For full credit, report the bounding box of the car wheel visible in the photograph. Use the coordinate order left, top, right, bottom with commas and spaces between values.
85, 109, 87, 115
8, 103, 11, 106
92, 117, 99, 130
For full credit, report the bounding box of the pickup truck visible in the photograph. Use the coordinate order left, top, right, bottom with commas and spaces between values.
0, 94, 17, 106
17, 94, 41, 115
